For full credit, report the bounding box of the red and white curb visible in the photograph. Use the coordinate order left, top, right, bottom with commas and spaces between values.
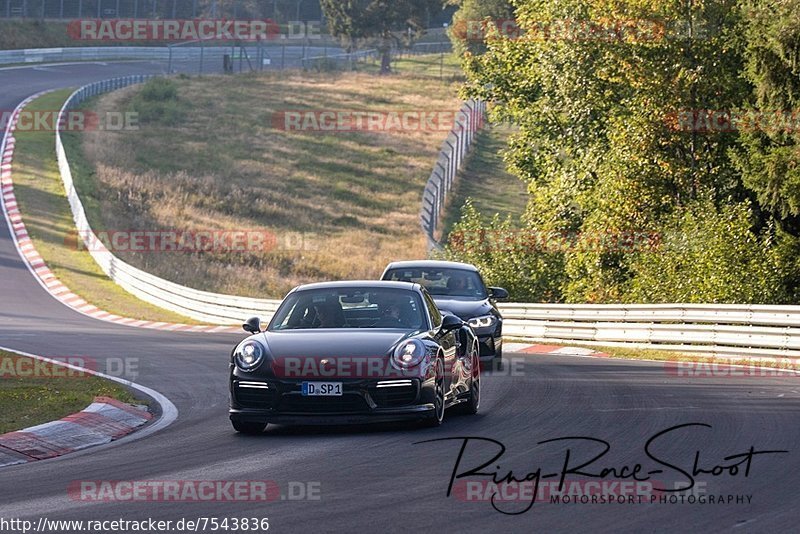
0, 397, 151, 467
0, 345, 178, 467
504, 343, 610, 359
0, 92, 237, 334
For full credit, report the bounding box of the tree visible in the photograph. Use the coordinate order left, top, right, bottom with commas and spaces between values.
446, 0, 515, 56
442, 0, 800, 304
320, 0, 443, 73
733, 0, 800, 222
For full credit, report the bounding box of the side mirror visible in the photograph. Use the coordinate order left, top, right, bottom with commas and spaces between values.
489, 287, 509, 300
438, 314, 463, 334
243, 317, 262, 335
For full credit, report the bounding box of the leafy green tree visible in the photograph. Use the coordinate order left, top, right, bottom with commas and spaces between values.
443, 200, 566, 302
320, 0, 442, 73
446, 0, 800, 302
733, 0, 800, 220
446, 0, 515, 55
624, 199, 789, 303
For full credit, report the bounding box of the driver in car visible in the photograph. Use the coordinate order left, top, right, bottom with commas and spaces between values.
447, 273, 469, 293
375, 301, 404, 327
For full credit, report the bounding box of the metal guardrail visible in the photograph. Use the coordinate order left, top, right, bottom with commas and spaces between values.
500, 303, 800, 358
420, 99, 486, 250
51, 78, 800, 357
55, 76, 282, 324
0, 45, 341, 66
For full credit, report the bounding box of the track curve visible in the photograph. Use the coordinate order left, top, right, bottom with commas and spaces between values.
0, 61, 798, 533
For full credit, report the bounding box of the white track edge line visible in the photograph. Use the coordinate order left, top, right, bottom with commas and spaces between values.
0, 344, 178, 449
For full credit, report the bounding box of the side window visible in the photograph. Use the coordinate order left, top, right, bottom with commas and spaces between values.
423, 290, 442, 328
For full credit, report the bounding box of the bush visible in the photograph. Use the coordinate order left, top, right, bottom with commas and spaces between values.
624, 199, 789, 304
443, 200, 566, 302
130, 78, 187, 126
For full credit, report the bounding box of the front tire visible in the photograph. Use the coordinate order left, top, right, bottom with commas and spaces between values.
422, 357, 445, 427
232, 420, 266, 434
491, 347, 503, 372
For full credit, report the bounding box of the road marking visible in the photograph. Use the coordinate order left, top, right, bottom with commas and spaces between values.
0, 344, 178, 465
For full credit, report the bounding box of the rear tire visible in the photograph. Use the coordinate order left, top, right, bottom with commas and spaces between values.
461, 376, 480, 416
458, 346, 480, 415
232, 420, 266, 434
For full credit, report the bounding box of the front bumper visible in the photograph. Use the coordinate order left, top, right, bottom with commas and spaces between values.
229, 377, 435, 425
475, 332, 502, 360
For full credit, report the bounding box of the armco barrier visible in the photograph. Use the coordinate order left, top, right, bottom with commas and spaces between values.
52, 78, 800, 357
420, 99, 486, 250
56, 76, 281, 325
501, 303, 800, 358
0, 45, 340, 66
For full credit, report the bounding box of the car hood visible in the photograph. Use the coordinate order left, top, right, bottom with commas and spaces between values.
258, 329, 414, 358
432, 298, 494, 320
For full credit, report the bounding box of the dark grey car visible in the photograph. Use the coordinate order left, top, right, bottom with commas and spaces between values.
381, 261, 508, 364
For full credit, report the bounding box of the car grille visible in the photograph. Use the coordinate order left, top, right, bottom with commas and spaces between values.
234, 382, 278, 409
370, 384, 419, 407
278, 394, 369, 413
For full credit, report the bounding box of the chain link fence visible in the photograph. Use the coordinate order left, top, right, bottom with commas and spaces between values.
0, 0, 323, 21
421, 99, 486, 251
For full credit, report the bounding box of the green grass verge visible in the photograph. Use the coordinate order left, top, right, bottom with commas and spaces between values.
10, 90, 202, 324
76, 70, 462, 297
442, 125, 528, 236
0, 350, 138, 434
359, 52, 465, 80
509, 341, 799, 370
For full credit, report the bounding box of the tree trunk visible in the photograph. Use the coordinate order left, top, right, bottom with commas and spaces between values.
379, 32, 392, 75
380, 48, 392, 74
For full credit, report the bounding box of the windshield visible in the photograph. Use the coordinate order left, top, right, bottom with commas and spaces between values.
269, 287, 427, 331
383, 267, 488, 300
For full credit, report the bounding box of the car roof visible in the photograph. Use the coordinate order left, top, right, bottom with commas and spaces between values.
290, 280, 422, 293
383, 260, 480, 273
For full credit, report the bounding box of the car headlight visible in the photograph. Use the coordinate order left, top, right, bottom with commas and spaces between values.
391, 339, 427, 369
468, 315, 497, 329
234, 341, 265, 371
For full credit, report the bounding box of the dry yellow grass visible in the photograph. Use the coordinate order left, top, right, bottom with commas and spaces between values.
75, 70, 462, 297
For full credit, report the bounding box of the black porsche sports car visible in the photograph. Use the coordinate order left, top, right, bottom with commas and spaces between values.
381, 261, 508, 363
229, 281, 481, 433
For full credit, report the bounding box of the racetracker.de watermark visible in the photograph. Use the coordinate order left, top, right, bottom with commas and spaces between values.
0, 110, 138, 132
450, 18, 715, 43
269, 356, 525, 379
0, 355, 139, 380
666, 109, 800, 134
67, 480, 321, 502
664, 360, 800, 378
68, 19, 278, 41
65, 230, 318, 253
447, 229, 661, 254
272, 110, 485, 133
67, 19, 323, 42
452, 479, 707, 504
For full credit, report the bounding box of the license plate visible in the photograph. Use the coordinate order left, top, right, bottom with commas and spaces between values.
302, 382, 343, 396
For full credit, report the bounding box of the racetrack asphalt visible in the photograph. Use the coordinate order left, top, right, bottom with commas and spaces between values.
1, 60, 799, 533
